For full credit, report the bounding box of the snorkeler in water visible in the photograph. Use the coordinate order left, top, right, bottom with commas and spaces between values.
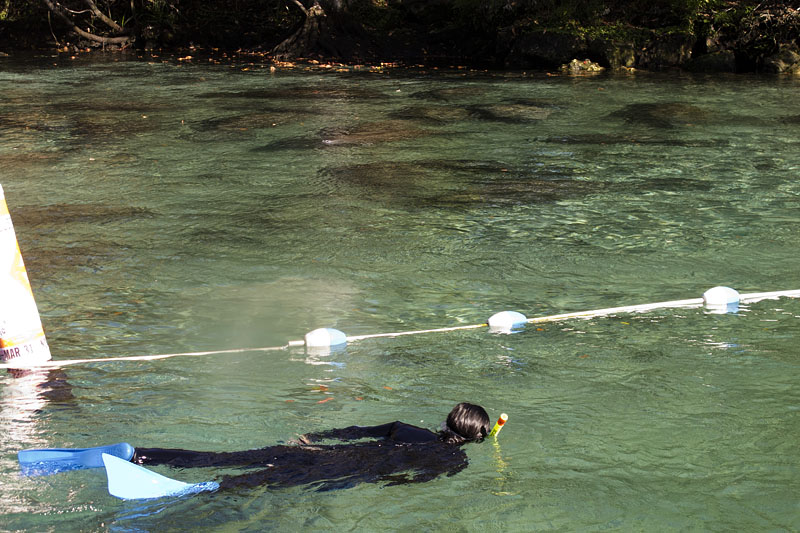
130, 402, 491, 491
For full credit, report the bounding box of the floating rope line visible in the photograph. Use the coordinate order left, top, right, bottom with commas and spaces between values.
526, 289, 800, 325
345, 322, 489, 343
317, 288, 800, 346
0, 345, 289, 370
2, 288, 799, 370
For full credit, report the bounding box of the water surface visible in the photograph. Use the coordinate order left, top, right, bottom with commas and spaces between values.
1, 53, 799, 531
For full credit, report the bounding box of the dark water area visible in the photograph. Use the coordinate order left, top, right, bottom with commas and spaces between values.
1, 52, 799, 531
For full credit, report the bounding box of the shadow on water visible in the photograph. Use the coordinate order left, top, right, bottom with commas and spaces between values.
4, 369, 75, 405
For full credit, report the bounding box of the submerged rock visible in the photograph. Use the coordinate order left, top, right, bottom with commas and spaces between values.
253, 120, 432, 151
13, 203, 155, 226
197, 85, 388, 101
0, 150, 69, 168
323, 161, 430, 195
389, 105, 472, 124
48, 100, 165, 113
320, 159, 606, 208
0, 112, 69, 134
469, 102, 554, 123
408, 86, 486, 101
537, 134, 728, 148
391, 99, 556, 124
12, 204, 155, 280
195, 110, 309, 132
634, 176, 713, 193
609, 102, 709, 129
251, 136, 320, 152
68, 114, 159, 141
21, 242, 122, 279
319, 120, 431, 146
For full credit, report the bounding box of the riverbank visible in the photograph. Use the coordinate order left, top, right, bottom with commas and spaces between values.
1, 1, 798, 74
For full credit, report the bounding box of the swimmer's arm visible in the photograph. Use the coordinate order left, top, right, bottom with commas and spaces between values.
297, 422, 398, 443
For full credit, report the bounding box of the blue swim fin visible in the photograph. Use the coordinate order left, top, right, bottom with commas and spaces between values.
102, 453, 219, 500
18, 442, 135, 476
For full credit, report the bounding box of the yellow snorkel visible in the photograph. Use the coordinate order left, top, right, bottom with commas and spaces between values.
489, 413, 511, 495
488, 413, 508, 439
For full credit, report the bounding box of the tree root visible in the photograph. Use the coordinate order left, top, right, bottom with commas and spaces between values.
41, 0, 131, 46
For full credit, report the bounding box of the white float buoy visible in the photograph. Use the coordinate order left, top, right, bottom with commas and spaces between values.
0, 185, 52, 366
487, 311, 527, 333
304, 328, 347, 348
702, 286, 740, 314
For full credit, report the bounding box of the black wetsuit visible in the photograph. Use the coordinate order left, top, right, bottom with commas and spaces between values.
134, 422, 469, 491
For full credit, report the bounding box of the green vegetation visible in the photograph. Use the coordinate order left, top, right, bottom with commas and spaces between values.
0, 1, 797, 72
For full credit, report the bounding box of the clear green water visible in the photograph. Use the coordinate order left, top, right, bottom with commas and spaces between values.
1, 53, 799, 531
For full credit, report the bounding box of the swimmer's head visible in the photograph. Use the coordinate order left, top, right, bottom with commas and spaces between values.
440, 402, 490, 444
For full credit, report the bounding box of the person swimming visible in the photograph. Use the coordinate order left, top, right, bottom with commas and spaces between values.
130, 402, 490, 491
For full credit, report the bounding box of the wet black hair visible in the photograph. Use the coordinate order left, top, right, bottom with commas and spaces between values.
439, 402, 490, 444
